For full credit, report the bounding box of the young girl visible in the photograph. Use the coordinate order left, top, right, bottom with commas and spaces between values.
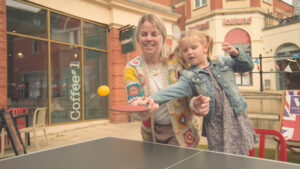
143, 29, 256, 155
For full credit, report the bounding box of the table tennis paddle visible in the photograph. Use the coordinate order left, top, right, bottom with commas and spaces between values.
109, 105, 150, 113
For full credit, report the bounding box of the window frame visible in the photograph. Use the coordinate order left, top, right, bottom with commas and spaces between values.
194, 0, 207, 9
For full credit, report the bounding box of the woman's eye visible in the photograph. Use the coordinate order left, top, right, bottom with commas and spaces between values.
141, 32, 147, 37
152, 32, 157, 37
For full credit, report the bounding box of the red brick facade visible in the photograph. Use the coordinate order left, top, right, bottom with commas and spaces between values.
210, 0, 223, 10
150, 0, 171, 6
174, 4, 186, 30
273, 0, 294, 18
0, 0, 7, 110
108, 28, 129, 123
250, 0, 261, 7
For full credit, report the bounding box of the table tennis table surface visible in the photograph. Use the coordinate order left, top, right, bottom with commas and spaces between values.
0, 137, 299, 169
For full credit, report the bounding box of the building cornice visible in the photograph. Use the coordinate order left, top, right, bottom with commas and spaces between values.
186, 7, 267, 25
93, 0, 180, 22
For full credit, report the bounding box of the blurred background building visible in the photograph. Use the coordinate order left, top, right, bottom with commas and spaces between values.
0, 0, 299, 128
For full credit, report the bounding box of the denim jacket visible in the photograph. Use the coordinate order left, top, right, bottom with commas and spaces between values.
150, 49, 254, 122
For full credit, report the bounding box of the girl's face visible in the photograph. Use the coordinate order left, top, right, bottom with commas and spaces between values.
179, 37, 209, 68
138, 21, 163, 58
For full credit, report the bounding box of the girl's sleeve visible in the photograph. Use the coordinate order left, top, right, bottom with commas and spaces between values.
231, 48, 254, 73
149, 76, 193, 104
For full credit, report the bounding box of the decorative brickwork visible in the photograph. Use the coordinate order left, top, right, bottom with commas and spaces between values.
174, 4, 186, 30
108, 27, 130, 123
0, 0, 6, 109
210, 0, 223, 10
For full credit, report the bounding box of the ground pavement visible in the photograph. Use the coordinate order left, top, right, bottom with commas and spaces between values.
1, 119, 279, 159
0, 119, 208, 159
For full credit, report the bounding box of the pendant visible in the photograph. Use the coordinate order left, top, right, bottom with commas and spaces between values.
152, 72, 159, 76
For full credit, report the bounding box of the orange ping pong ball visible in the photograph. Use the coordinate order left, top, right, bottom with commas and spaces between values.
97, 85, 110, 96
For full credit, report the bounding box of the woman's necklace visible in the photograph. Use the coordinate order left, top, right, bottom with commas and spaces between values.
147, 63, 162, 77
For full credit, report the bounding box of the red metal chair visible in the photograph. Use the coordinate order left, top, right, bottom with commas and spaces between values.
249, 128, 287, 162
8, 107, 29, 130
1, 107, 29, 155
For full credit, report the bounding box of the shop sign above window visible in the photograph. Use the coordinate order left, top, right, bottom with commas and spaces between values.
223, 17, 252, 25
119, 25, 136, 54
188, 21, 209, 30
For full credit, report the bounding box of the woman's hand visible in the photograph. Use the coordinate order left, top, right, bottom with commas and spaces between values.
192, 95, 210, 116
222, 42, 239, 57
137, 98, 159, 114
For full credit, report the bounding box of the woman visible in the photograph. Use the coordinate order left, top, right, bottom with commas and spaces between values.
124, 14, 207, 147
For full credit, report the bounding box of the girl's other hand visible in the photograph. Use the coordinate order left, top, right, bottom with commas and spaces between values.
222, 42, 239, 57
193, 95, 210, 116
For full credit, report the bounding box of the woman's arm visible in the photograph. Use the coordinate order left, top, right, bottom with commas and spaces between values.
124, 66, 150, 120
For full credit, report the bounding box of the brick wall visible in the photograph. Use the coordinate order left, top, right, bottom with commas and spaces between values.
150, 0, 171, 6
250, 0, 261, 7
210, 0, 223, 10
273, 0, 294, 18
174, 3, 186, 30
0, 0, 7, 109
108, 28, 129, 123
186, 0, 191, 19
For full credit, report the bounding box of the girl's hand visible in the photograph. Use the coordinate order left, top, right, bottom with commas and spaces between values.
222, 42, 239, 57
193, 95, 210, 116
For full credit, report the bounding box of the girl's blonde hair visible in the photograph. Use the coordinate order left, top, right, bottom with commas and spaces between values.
176, 29, 213, 68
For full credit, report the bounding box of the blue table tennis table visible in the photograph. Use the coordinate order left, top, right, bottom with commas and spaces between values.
0, 137, 299, 169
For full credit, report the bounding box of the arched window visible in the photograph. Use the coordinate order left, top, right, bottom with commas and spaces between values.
275, 43, 300, 90
224, 28, 252, 86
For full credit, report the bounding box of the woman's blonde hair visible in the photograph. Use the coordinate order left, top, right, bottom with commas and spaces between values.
176, 29, 213, 68
135, 14, 169, 63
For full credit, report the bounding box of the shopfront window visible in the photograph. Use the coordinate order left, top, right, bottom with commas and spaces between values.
50, 12, 81, 45
7, 1, 108, 124
51, 43, 82, 123
6, 0, 47, 38
7, 35, 48, 117
276, 44, 300, 90
83, 22, 107, 50
84, 49, 108, 119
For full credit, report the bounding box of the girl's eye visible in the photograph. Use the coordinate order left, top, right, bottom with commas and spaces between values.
191, 45, 198, 49
141, 32, 148, 37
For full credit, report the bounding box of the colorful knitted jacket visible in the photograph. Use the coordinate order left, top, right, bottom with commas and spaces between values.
124, 55, 200, 148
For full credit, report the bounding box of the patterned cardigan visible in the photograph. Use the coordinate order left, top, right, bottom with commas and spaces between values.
124, 55, 200, 148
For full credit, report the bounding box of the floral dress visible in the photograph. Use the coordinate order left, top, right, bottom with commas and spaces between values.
203, 65, 256, 155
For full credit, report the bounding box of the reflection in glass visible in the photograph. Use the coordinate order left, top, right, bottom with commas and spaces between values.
83, 22, 107, 50
84, 49, 108, 119
6, 0, 47, 38
51, 43, 82, 123
50, 12, 81, 45
7, 35, 48, 123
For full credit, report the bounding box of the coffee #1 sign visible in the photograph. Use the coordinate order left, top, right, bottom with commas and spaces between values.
69, 61, 81, 120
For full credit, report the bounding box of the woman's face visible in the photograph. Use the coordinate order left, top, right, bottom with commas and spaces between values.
138, 21, 163, 58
